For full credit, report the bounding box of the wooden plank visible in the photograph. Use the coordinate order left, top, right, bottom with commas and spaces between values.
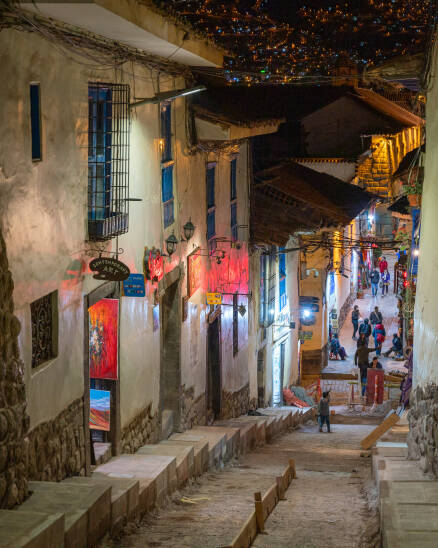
254, 492, 264, 532
261, 483, 278, 521
224, 510, 258, 548
360, 411, 400, 450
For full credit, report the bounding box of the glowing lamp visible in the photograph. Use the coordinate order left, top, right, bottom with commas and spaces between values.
413, 249, 419, 257
303, 309, 311, 318
165, 232, 178, 256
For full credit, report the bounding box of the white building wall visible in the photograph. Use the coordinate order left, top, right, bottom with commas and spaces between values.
0, 27, 254, 440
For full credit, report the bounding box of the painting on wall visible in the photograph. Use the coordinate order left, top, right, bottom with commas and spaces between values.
187, 248, 202, 297
89, 389, 110, 431
89, 298, 118, 380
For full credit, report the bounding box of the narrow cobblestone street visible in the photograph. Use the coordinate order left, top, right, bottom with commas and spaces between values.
101, 421, 376, 548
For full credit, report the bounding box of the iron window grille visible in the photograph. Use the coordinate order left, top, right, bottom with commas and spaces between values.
88, 82, 130, 241
31, 291, 58, 368
30, 83, 42, 161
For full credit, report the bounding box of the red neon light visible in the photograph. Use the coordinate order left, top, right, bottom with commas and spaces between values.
146, 251, 164, 283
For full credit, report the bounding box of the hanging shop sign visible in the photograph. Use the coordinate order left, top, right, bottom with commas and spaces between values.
187, 249, 202, 297
299, 331, 313, 341
144, 248, 164, 283
89, 257, 130, 281
123, 273, 146, 297
206, 292, 222, 305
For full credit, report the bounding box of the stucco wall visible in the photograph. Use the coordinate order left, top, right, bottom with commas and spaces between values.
413, 44, 438, 388
0, 27, 254, 437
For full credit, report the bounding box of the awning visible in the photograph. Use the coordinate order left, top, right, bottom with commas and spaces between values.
251, 161, 376, 246
388, 195, 410, 215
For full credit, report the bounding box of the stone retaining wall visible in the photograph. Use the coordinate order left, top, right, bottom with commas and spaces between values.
221, 383, 250, 420
407, 384, 438, 476
26, 397, 86, 481
0, 231, 29, 508
121, 403, 159, 453
180, 385, 206, 431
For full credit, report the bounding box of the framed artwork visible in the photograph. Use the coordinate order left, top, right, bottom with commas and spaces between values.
88, 298, 118, 380
187, 248, 202, 297
89, 388, 110, 431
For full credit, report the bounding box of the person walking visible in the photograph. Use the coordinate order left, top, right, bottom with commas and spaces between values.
372, 322, 386, 356
370, 306, 383, 327
359, 318, 372, 345
318, 391, 331, 433
370, 267, 380, 297
379, 256, 388, 274
381, 269, 390, 296
355, 344, 378, 396
351, 305, 360, 339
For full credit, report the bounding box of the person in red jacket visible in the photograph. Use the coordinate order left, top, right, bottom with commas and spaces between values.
379, 256, 388, 274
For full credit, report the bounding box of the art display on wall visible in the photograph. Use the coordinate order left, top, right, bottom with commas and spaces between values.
88, 298, 118, 380
89, 388, 110, 431
187, 249, 202, 297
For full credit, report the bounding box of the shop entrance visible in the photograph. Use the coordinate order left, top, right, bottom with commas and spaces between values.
84, 282, 121, 473
160, 280, 181, 436
207, 314, 222, 420
272, 342, 286, 406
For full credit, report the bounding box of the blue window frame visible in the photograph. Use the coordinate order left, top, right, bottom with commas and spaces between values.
162, 164, 174, 227
230, 159, 237, 200
230, 159, 238, 241
279, 248, 287, 310
206, 165, 216, 243
88, 86, 112, 221
30, 84, 42, 161
160, 102, 172, 162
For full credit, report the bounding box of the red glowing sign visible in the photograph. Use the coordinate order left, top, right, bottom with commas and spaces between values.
188, 249, 202, 297
144, 248, 164, 283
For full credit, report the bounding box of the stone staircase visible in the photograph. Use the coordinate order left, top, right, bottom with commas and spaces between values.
373, 415, 438, 547
0, 406, 313, 547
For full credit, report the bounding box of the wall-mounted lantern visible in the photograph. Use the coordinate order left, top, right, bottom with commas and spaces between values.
165, 232, 178, 256
182, 219, 195, 242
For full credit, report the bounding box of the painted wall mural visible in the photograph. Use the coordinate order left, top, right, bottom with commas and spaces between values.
89, 388, 110, 431
89, 298, 118, 380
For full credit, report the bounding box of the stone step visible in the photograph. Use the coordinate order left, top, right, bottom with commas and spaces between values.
62, 475, 139, 536
0, 509, 64, 548
93, 442, 112, 466
137, 443, 195, 488
257, 408, 294, 430
95, 454, 176, 513
188, 428, 228, 468
380, 480, 438, 504
161, 409, 174, 440
374, 456, 433, 489
17, 480, 111, 547
374, 442, 408, 457
382, 500, 438, 547
167, 433, 209, 477
192, 425, 241, 460
215, 418, 261, 451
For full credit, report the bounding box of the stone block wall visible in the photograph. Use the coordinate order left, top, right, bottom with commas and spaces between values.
180, 385, 206, 431
407, 384, 438, 476
121, 402, 159, 453
221, 383, 250, 420
26, 397, 86, 481
0, 231, 29, 508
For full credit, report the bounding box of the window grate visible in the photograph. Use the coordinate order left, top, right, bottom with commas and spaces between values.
233, 293, 238, 356
31, 291, 58, 368
88, 82, 130, 241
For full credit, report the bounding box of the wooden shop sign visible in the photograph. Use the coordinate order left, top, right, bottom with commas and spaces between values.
89, 257, 130, 281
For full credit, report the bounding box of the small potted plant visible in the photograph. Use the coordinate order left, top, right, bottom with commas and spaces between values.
403, 169, 423, 207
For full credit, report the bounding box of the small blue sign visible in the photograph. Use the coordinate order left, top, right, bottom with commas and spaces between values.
123, 274, 145, 297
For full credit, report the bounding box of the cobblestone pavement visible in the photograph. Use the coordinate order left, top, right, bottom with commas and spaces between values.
323, 252, 407, 377
100, 423, 375, 548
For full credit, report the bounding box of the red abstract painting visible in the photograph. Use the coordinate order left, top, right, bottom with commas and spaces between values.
89, 298, 118, 380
